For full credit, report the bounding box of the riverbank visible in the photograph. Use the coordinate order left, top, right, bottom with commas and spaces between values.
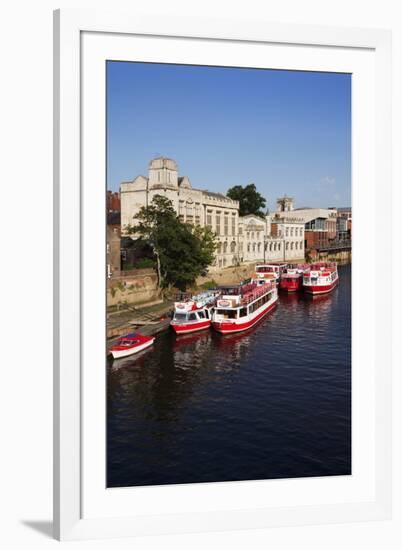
107, 300, 173, 349
107, 258, 351, 346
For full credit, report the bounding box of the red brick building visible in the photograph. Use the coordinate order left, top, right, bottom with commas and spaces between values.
107, 190, 120, 213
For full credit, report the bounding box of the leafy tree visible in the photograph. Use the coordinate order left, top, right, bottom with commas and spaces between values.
226, 183, 266, 218
125, 195, 217, 291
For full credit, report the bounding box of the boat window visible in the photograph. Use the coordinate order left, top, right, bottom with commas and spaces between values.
174, 313, 188, 321
198, 310, 205, 319
121, 339, 138, 346
239, 307, 247, 318
216, 309, 237, 319
188, 313, 197, 321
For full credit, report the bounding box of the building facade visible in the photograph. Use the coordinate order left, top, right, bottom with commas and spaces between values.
120, 157, 240, 269
238, 215, 269, 263
275, 196, 339, 250
120, 158, 306, 270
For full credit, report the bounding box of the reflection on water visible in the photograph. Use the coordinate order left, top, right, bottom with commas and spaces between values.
107, 264, 351, 487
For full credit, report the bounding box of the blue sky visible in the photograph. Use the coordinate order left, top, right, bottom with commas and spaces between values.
107, 62, 351, 209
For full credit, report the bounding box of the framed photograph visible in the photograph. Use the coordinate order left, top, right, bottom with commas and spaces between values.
54, 9, 392, 541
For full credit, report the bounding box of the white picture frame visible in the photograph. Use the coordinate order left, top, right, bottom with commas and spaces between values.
53, 8, 392, 541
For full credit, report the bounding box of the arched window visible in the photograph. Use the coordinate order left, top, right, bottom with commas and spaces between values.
290, 242, 294, 250
295, 242, 298, 250
295, 228, 298, 237
253, 243, 256, 252
230, 241, 236, 253
223, 242, 228, 253
217, 242, 222, 254
278, 243, 281, 251
300, 240, 303, 248
286, 242, 289, 250
258, 243, 261, 252
247, 243, 250, 252
273, 243, 277, 251
269, 243, 273, 252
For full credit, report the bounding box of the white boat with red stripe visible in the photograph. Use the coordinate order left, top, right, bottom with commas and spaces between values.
170, 290, 220, 335
303, 262, 339, 295
255, 262, 288, 282
109, 332, 155, 359
212, 279, 278, 334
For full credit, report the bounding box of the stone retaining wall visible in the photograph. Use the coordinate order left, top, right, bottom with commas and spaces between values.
107, 268, 160, 307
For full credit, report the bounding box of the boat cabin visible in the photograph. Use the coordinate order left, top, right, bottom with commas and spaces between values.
255, 263, 287, 279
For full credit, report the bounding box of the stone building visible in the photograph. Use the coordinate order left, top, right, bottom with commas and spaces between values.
238, 215, 269, 263
275, 196, 337, 251
120, 158, 306, 270
252, 196, 306, 261
120, 157, 240, 269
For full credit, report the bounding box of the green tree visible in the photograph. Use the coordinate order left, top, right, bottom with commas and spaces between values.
226, 183, 267, 218
125, 195, 216, 291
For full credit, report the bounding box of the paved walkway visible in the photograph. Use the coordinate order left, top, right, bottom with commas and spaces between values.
106, 299, 174, 342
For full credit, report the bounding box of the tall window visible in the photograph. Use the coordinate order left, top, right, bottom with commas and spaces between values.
206, 210, 213, 229
230, 241, 236, 253
216, 212, 221, 235
231, 214, 236, 235
224, 214, 229, 236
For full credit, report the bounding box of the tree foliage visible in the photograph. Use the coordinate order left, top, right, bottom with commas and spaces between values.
226, 183, 267, 218
125, 195, 217, 290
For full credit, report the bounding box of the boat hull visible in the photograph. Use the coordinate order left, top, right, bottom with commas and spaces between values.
111, 338, 155, 359
171, 319, 211, 334
303, 277, 339, 295
212, 298, 277, 334
279, 279, 303, 292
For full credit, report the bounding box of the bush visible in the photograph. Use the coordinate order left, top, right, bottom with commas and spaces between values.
135, 258, 156, 269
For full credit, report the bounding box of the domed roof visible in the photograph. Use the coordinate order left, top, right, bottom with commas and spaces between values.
148, 157, 178, 171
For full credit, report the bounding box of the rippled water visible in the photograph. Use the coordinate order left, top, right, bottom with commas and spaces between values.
107, 264, 351, 487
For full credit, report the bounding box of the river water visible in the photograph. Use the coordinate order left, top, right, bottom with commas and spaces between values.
107, 263, 351, 487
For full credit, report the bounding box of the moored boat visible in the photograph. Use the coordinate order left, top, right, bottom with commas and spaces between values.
255, 263, 288, 282
211, 279, 278, 334
303, 262, 339, 295
110, 332, 155, 359
279, 264, 308, 292
170, 290, 220, 334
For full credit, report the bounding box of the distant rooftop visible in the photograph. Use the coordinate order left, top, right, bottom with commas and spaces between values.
202, 190, 234, 200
